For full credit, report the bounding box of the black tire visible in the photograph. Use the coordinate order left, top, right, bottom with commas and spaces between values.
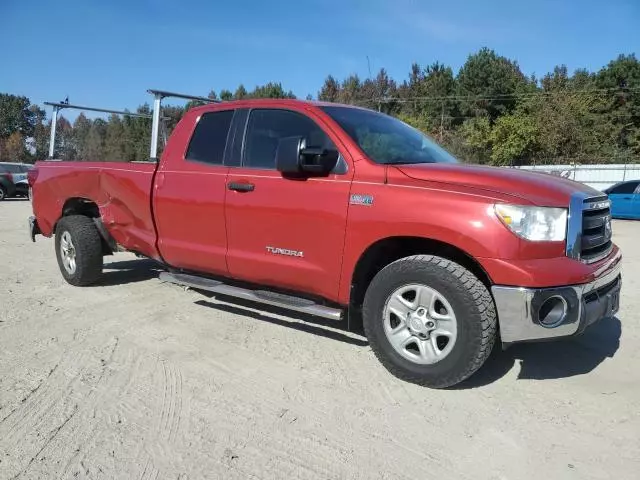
0, 185, 6, 201
363, 255, 497, 388
55, 215, 104, 286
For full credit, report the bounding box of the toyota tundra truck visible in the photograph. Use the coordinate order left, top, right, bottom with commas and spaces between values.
28, 98, 622, 388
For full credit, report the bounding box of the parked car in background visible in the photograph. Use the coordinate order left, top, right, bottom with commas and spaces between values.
604, 180, 640, 219
0, 162, 33, 200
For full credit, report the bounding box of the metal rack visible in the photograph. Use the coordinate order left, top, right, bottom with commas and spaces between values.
147, 89, 220, 161
44, 101, 155, 159
44, 89, 220, 161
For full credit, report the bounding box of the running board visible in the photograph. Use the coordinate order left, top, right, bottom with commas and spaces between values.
159, 272, 343, 321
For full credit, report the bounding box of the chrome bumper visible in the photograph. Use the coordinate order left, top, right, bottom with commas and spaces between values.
492, 260, 622, 344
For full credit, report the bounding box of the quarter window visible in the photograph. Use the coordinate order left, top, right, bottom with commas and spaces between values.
243, 109, 334, 169
185, 110, 234, 165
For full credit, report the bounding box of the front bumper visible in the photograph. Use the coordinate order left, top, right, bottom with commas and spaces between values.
492, 258, 622, 344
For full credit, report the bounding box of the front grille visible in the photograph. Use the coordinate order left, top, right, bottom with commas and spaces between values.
580, 196, 613, 263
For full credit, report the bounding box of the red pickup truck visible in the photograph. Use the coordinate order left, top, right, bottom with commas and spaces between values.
28, 98, 622, 388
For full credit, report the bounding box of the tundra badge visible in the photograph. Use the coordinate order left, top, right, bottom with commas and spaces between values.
266, 246, 304, 258
350, 194, 374, 206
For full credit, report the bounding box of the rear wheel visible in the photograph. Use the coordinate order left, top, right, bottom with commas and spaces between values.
55, 215, 103, 286
363, 255, 497, 388
0, 185, 6, 201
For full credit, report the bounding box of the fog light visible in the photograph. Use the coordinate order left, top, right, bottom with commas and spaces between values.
538, 295, 568, 328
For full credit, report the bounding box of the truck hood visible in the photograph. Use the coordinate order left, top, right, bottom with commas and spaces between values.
395, 163, 603, 207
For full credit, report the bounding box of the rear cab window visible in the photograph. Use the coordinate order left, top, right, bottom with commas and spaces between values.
185, 110, 234, 165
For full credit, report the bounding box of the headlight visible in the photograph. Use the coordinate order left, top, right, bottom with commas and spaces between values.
494, 204, 567, 241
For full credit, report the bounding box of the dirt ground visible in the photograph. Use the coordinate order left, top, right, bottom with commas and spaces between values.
1, 199, 639, 480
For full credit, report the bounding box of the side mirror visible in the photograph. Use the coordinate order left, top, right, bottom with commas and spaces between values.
276, 136, 339, 175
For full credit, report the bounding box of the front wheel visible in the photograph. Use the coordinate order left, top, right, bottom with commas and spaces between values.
363, 255, 497, 388
0, 185, 6, 201
55, 215, 104, 286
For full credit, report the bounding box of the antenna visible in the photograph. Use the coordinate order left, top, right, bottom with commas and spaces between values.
366, 56, 372, 79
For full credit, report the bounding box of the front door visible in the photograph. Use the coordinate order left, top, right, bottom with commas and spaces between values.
632, 184, 640, 219
608, 180, 639, 218
224, 107, 353, 301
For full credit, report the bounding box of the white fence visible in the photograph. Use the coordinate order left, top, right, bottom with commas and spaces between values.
513, 164, 640, 191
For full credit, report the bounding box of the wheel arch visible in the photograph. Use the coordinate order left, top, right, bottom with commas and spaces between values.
349, 236, 493, 310
57, 197, 115, 255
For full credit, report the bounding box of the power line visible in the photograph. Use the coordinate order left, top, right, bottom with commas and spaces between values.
351, 87, 640, 104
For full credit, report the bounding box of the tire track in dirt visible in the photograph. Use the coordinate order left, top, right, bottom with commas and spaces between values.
154, 358, 184, 444
0, 360, 61, 425
137, 456, 160, 480
8, 404, 79, 480
0, 347, 92, 446
0, 336, 124, 478
55, 339, 154, 479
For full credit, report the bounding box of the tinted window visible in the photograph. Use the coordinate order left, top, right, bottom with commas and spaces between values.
185, 110, 234, 165
321, 106, 458, 165
608, 181, 639, 194
244, 109, 333, 169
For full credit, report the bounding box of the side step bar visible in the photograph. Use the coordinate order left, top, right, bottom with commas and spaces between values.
159, 272, 343, 321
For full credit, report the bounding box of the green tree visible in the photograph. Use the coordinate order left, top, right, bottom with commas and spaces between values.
30, 105, 49, 161
249, 82, 296, 99
219, 89, 233, 101
457, 47, 527, 122
2, 132, 26, 161
73, 113, 93, 159
489, 113, 538, 165
457, 117, 492, 163
85, 118, 107, 161
234, 85, 247, 99
105, 114, 126, 161
405, 62, 458, 135
338, 75, 362, 105
318, 75, 340, 102
596, 54, 640, 157
0, 93, 36, 138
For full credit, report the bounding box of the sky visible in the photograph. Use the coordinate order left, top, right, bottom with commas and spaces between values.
1, 0, 638, 121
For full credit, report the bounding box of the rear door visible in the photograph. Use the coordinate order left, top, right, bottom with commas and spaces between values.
153, 108, 235, 274
224, 107, 353, 301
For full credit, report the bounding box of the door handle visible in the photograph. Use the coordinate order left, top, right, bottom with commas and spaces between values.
228, 182, 255, 192
622, 197, 632, 200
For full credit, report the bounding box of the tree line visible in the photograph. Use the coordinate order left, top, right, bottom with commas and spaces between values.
1, 48, 638, 165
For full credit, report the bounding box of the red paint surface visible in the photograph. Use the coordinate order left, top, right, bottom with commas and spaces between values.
32, 99, 619, 306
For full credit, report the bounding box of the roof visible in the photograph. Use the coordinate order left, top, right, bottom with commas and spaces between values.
187, 98, 370, 115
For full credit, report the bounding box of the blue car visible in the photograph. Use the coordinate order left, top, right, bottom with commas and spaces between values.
604, 180, 640, 219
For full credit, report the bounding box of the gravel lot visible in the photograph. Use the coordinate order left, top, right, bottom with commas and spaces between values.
1, 199, 639, 480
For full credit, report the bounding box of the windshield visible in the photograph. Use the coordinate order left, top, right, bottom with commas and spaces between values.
320, 106, 458, 165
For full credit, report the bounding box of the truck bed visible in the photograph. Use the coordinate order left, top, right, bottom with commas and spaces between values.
33, 160, 161, 260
